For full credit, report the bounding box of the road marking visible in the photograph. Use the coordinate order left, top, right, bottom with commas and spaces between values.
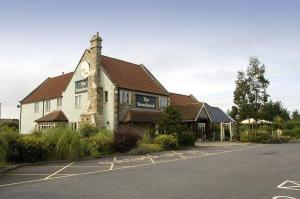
44, 162, 74, 180
109, 157, 117, 170
0, 173, 70, 176
147, 154, 155, 164
172, 151, 186, 159
0, 144, 263, 188
201, 152, 210, 155
273, 196, 296, 199
277, 180, 300, 191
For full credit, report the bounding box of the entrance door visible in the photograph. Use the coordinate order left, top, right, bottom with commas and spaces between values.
198, 123, 206, 140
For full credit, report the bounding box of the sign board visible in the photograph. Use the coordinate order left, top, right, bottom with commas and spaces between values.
136, 94, 156, 109
75, 79, 88, 94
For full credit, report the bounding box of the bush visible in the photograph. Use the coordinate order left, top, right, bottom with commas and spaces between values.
88, 129, 114, 157
114, 126, 141, 152
284, 127, 300, 139
18, 135, 48, 162
0, 134, 8, 165
129, 143, 162, 155
154, 134, 177, 150
45, 128, 82, 160
177, 132, 196, 147
240, 132, 290, 144
79, 123, 98, 138
0, 128, 22, 162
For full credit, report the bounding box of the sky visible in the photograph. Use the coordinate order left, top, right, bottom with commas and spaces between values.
0, 0, 299, 118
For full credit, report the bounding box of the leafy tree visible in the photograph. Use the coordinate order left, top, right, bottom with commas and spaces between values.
233, 57, 270, 121
291, 109, 300, 121
260, 100, 290, 121
157, 106, 185, 134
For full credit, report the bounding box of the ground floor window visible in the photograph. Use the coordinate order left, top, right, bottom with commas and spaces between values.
37, 122, 67, 131
70, 122, 77, 130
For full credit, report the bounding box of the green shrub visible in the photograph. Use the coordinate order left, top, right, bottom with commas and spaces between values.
154, 134, 177, 150
45, 128, 82, 160
0, 129, 22, 162
240, 133, 250, 142
79, 123, 98, 138
141, 132, 153, 144
114, 126, 141, 152
18, 135, 48, 162
0, 134, 8, 165
88, 129, 114, 157
177, 132, 196, 147
129, 143, 162, 155
284, 127, 300, 139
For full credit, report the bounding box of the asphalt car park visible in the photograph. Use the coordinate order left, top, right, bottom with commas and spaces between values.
1, 143, 300, 199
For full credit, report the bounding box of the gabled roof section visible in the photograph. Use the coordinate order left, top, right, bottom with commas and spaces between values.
204, 103, 235, 123
35, 111, 68, 123
173, 103, 203, 121
170, 93, 199, 105
101, 55, 169, 96
21, 72, 74, 104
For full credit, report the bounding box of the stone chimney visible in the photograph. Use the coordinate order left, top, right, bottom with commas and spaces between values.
80, 32, 104, 128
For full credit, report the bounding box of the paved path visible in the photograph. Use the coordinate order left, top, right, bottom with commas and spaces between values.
0, 144, 299, 199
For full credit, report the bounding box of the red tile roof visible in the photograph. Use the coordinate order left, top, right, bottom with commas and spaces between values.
21, 54, 169, 105
21, 72, 74, 104
173, 103, 203, 121
101, 55, 169, 96
170, 93, 198, 105
35, 111, 68, 123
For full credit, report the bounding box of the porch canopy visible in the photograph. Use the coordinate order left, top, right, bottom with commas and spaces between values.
35, 110, 68, 123
121, 110, 162, 123
204, 103, 235, 141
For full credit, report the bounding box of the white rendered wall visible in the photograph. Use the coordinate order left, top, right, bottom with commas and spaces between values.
101, 71, 115, 130
62, 66, 88, 126
20, 98, 59, 134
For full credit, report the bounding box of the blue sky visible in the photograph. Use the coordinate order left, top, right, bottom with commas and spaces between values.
0, 0, 299, 118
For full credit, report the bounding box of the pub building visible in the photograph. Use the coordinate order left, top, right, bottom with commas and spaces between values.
19, 33, 234, 140
19, 33, 169, 134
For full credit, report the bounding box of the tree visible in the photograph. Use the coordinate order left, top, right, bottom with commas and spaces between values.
233, 57, 270, 121
292, 109, 300, 121
260, 100, 290, 121
157, 106, 185, 134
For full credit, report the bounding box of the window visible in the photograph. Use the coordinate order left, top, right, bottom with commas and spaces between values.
70, 122, 77, 130
45, 100, 50, 112
159, 97, 168, 108
104, 91, 108, 103
75, 95, 81, 108
34, 102, 39, 113
120, 90, 130, 104
57, 98, 62, 108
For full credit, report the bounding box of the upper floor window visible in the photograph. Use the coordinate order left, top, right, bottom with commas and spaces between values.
57, 98, 62, 108
120, 90, 130, 104
45, 100, 51, 112
104, 91, 108, 103
75, 95, 81, 108
159, 97, 168, 108
34, 102, 39, 113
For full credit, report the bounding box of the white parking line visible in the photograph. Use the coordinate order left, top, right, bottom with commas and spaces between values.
172, 151, 186, 159
147, 154, 155, 164
109, 157, 117, 170
0, 145, 263, 188
44, 162, 74, 179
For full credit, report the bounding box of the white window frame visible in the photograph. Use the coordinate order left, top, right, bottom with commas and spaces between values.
120, 90, 130, 104
159, 96, 167, 108
34, 102, 39, 113
57, 98, 62, 108
45, 100, 51, 112
75, 95, 81, 108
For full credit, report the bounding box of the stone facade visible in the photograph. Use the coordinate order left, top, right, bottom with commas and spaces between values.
80, 32, 104, 128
